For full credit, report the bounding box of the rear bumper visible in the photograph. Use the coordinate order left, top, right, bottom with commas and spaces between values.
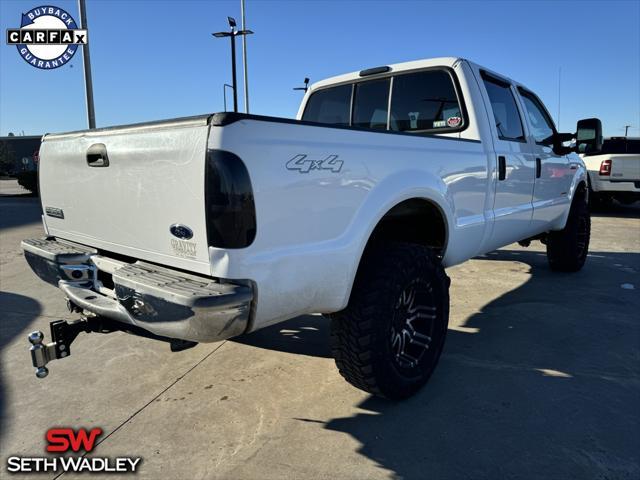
589, 174, 640, 193
21, 237, 253, 343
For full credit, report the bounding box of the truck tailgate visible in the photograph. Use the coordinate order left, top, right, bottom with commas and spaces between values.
39, 115, 212, 275
610, 154, 640, 181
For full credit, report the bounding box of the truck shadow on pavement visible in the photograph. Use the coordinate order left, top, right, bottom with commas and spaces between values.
0, 292, 42, 444
243, 249, 639, 479
234, 314, 331, 358
590, 202, 640, 219
321, 249, 640, 479
0, 196, 41, 231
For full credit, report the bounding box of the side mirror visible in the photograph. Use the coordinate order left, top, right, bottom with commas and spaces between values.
575, 118, 603, 154
552, 132, 574, 155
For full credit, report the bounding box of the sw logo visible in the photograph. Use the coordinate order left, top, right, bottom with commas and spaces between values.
6, 427, 142, 474
286, 154, 344, 173
46, 427, 102, 452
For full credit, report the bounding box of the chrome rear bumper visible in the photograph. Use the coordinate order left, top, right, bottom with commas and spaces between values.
22, 237, 252, 343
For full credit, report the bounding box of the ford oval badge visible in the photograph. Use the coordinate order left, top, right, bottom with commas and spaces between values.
170, 224, 193, 240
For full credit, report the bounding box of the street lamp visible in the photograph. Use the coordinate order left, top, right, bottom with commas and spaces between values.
213, 17, 253, 113
293, 77, 310, 93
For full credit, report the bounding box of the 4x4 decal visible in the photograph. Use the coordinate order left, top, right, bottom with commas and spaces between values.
286, 154, 343, 173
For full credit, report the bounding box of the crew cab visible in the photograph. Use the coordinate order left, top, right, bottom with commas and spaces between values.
23, 57, 602, 399
581, 137, 640, 207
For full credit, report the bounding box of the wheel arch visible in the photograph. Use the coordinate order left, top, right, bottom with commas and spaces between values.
555, 167, 589, 230
344, 197, 449, 308
364, 197, 448, 254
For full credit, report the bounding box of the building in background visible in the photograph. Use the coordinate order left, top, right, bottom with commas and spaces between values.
0, 135, 42, 175
0, 135, 42, 194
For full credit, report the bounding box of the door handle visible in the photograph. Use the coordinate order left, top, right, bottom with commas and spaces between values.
498, 156, 506, 181
86, 143, 109, 167
535, 158, 541, 178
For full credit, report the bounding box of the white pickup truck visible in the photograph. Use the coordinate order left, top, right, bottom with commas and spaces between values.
581, 137, 640, 207
23, 57, 602, 399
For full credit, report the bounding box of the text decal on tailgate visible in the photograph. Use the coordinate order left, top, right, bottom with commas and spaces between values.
171, 239, 196, 258
45, 207, 64, 219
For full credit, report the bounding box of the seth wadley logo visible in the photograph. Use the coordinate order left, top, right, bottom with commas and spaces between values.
6, 427, 142, 474
6, 5, 88, 69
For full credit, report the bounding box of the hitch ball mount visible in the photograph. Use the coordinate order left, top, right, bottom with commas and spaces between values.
28, 318, 97, 378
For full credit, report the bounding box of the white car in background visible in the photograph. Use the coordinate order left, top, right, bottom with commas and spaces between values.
582, 137, 640, 207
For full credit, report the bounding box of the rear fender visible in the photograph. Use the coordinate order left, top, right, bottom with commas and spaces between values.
338, 170, 453, 310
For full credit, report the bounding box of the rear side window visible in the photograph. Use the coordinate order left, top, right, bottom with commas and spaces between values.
352, 78, 390, 130
390, 70, 463, 132
482, 75, 525, 142
302, 84, 351, 126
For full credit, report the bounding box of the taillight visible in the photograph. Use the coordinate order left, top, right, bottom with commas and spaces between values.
205, 150, 256, 248
599, 159, 611, 176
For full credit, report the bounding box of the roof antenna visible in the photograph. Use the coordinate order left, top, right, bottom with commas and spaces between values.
294, 77, 310, 93
557, 66, 561, 130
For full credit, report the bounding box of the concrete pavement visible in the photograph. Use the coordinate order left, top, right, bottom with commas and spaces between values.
0, 178, 30, 197
1, 195, 638, 479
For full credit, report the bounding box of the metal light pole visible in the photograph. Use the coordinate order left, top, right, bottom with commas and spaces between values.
78, 0, 95, 128
241, 0, 249, 113
557, 66, 561, 130
213, 17, 253, 113
230, 26, 238, 112
624, 125, 631, 137
223, 84, 234, 112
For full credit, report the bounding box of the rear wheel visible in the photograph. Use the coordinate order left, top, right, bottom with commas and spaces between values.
546, 189, 590, 272
329, 243, 450, 400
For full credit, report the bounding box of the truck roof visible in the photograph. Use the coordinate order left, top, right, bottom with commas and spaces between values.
309, 57, 522, 92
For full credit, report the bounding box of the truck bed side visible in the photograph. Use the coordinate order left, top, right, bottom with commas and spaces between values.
207, 115, 492, 329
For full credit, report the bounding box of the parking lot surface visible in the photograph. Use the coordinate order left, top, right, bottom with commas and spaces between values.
1, 193, 639, 480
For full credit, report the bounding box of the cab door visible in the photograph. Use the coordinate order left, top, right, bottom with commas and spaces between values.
516, 88, 573, 231
478, 71, 536, 248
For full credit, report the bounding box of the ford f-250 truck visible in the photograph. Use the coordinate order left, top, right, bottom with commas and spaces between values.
23, 57, 603, 399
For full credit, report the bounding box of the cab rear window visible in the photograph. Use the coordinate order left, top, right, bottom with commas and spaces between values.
302, 68, 465, 134
352, 78, 390, 130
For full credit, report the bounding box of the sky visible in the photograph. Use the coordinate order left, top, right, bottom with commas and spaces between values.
1, 0, 639, 137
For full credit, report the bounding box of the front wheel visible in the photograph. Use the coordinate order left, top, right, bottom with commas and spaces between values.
546, 190, 591, 272
329, 243, 450, 400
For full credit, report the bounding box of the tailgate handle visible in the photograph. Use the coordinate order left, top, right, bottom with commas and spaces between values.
86, 143, 109, 167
